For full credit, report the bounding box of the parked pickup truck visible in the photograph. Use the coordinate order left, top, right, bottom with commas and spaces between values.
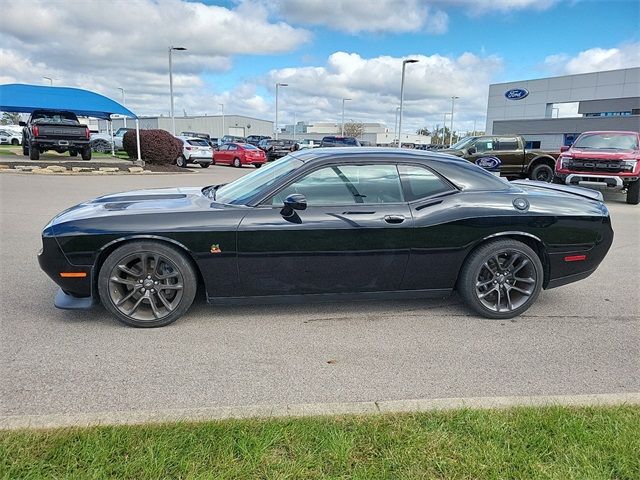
90, 127, 134, 152
21, 110, 91, 160
442, 135, 559, 182
555, 130, 640, 205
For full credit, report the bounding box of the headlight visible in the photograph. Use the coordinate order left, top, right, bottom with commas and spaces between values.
622, 160, 637, 171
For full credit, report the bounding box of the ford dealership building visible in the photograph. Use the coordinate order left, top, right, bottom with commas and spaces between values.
485, 67, 639, 149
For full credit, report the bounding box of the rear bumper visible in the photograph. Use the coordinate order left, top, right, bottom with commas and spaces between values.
33, 138, 90, 149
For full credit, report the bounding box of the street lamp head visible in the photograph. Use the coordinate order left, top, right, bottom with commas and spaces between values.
404, 59, 419, 64
277, 83, 288, 87
171, 46, 187, 51
452, 95, 459, 99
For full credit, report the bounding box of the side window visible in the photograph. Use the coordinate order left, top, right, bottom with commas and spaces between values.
218, 145, 228, 151
497, 137, 518, 150
398, 165, 452, 202
228, 145, 237, 151
475, 138, 495, 152
271, 164, 404, 206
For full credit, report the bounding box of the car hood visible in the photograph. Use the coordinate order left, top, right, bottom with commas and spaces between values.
47, 187, 213, 227
567, 149, 639, 160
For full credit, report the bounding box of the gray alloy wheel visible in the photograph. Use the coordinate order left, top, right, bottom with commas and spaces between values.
233, 157, 242, 168
530, 163, 554, 183
90, 139, 111, 153
457, 239, 543, 319
176, 155, 187, 168
98, 242, 197, 327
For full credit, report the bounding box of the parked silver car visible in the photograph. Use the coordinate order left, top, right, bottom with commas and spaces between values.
176, 136, 213, 168
0, 128, 21, 145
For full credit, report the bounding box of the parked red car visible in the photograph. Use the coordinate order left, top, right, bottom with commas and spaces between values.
213, 142, 266, 168
555, 131, 640, 205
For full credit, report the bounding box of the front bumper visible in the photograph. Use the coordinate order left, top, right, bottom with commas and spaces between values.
38, 236, 93, 299
54, 288, 96, 310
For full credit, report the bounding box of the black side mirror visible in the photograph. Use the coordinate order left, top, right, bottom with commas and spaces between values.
19, 121, 26, 127
280, 193, 307, 218
467, 147, 476, 154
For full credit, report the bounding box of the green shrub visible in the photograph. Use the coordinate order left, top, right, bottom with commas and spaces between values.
123, 129, 182, 165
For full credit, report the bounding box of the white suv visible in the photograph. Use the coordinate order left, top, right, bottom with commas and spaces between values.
176, 136, 213, 168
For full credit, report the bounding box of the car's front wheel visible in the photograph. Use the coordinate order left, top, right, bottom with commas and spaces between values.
232, 157, 242, 168
627, 180, 640, 205
29, 143, 40, 160
98, 241, 197, 327
457, 239, 543, 319
529, 163, 554, 182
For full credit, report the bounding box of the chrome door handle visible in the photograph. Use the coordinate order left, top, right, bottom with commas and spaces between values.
384, 215, 405, 224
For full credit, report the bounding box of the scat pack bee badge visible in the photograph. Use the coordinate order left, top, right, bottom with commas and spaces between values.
210, 244, 222, 254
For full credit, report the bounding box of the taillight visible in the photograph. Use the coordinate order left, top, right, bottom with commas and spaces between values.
85, 127, 90, 140
33, 125, 39, 137
186, 146, 192, 150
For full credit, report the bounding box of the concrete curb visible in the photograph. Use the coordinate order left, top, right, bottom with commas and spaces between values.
2, 392, 639, 430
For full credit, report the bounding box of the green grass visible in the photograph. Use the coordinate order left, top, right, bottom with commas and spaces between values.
1, 406, 639, 479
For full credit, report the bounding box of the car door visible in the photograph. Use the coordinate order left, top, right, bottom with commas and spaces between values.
495, 136, 522, 175
395, 164, 464, 291
237, 162, 413, 296
466, 137, 499, 168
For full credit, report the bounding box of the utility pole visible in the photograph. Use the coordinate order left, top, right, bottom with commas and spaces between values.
169, 46, 187, 135
398, 59, 419, 147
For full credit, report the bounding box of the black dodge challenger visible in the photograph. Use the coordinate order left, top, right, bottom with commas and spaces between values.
38, 148, 613, 327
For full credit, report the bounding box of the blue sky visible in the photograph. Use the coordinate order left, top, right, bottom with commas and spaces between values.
2, 0, 639, 133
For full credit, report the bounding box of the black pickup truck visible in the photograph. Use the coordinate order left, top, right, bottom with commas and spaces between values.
443, 135, 559, 182
21, 110, 92, 160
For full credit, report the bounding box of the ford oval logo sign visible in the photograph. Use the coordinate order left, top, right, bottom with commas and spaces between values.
475, 156, 502, 170
505, 88, 529, 100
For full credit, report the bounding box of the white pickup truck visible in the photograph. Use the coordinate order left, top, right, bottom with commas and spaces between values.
90, 127, 134, 152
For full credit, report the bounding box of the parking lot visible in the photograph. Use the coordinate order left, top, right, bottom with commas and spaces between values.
1, 167, 639, 420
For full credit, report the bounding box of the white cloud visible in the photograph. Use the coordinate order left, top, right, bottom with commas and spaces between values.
260, 0, 558, 34
0, 0, 310, 115
544, 42, 640, 75
267, 51, 502, 134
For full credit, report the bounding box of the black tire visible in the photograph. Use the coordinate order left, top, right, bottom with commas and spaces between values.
69, 149, 78, 157
81, 146, 92, 161
233, 157, 242, 168
627, 180, 640, 205
254, 163, 262, 168
201, 163, 210, 169
98, 241, 197, 328
176, 155, 187, 168
529, 163, 554, 183
29, 143, 40, 160
22, 142, 28, 156
457, 239, 543, 319
11, 138, 19, 146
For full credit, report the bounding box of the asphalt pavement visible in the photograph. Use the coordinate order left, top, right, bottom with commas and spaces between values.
1, 166, 638, 420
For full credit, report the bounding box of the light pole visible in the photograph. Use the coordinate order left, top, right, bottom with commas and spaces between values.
118, 87, 127, 128
341, 98, 351, 136
43, 76, 53, 86
398, 59, 419, 147
275, 83, 288, 140
219, 103, 225, 138
442, 112, 451, 145
449, 95, 459, 147
293, 111, 297, 142
168, 46, 187, 135
393, 106, 401, 146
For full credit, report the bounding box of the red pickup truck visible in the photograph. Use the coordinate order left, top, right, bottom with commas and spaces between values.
555, 131, 640, 205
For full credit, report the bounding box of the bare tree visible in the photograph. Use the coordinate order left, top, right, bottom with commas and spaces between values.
340, 121, 365, 138
416, 127, 430, 136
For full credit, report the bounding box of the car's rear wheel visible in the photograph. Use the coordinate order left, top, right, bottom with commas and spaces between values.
254, 163, 262, 168
22, 141, 28, 156
233, 157, 242, 168
201, 162, 210, 169
81, 146, 92, 161
98, 242, 197, 327
627, 180, 640, 205
457, 239, 543, 319
11, 138, 19, 145
176, 155, 187, 168
529, 163, 554, 182
29, 143, 40, 160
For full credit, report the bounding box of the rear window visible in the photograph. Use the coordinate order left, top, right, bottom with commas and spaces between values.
187, 139, 209, 146
398, 165, 452, 201
243, 144, 258, 150
31, 111, 78, 123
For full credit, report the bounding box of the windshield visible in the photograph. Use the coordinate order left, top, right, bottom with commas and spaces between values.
450, 137, 478, 150
243, 143, 258, 150
572, 133, 638, 150
187, 139, 209, 146
212, 156, 304, 205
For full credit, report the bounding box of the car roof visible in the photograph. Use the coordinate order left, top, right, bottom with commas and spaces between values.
177, 136, 210, 142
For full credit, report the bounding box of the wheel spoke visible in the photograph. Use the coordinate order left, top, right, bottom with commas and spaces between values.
115, 288, 138, 306
478, 286, 497, 299
510, 285, 532, 296
504, 253, 520, 270
514, 276, 535, 284
483, 261, 497, 276
159, 283, 183, 291
148, 294, 161, 319
156, 291, 174, 311
495, 287, 502, 311
117, 264, 142, 277
110, 276, 138, 287
476, 278, 494, 288
513, 258, 530, 273
505, 287, 514, 310
125, 295, 145, 315
157, 271, 179, 280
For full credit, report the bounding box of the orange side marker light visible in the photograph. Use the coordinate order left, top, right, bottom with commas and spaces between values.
60, 272, 87, 278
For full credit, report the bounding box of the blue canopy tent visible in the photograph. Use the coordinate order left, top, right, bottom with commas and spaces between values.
0, 83, 142, 161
